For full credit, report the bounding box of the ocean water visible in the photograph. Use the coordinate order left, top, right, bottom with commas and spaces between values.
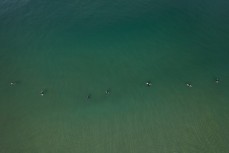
0, 0, 229, 152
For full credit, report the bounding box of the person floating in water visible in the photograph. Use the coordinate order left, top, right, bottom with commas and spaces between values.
215, 78, 220, 84
87, 94, 91, 100
40, 89, 47, 96
186, 83, 192, 88
105, 89, 111, 95
145, 81, 152, 87
10, 80, 21, 86
10, 81, 16, 86
9, 80, 20, 86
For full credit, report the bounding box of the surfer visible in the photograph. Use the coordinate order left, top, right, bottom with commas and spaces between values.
186, 83, 192, 88
146, 81, 152, 87
105, 89, 111, 95
40, 89, 46, 96
9, 80, 21, 86
10, 81, 16, 86
87, 94, 91, 100
215, 78, 220, 84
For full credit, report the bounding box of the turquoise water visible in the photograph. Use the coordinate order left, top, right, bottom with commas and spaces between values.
0, 0, 229, 152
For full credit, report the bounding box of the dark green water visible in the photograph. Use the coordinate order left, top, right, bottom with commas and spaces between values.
0, 0, 229, 152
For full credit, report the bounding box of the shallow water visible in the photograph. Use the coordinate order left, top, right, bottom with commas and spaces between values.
0, 0, 229, 152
